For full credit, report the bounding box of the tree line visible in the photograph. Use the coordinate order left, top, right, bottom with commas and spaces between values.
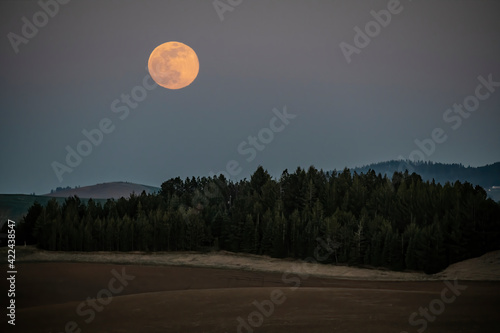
17, 166, 500, 273
352, 160, 500, 192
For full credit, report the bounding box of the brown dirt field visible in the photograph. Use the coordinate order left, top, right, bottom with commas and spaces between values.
2, 262, 499, 333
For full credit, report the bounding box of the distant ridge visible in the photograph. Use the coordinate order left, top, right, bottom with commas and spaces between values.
349, 160, 500, 201
45, 181, 160, 199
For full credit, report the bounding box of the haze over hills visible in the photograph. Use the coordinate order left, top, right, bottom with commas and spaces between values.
349, 160, 500, 201
43, 162, 500, 201
1, 161, 499, 227
45, 181, 160, 200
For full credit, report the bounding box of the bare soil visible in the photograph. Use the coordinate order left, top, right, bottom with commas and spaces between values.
1, 248, 499, 332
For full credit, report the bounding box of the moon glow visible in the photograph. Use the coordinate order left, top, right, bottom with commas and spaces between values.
148, 41, 199, 90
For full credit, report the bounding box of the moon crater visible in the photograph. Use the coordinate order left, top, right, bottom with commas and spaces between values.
148, 42, 199, 90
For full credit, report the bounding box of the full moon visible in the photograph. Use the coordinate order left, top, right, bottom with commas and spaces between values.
148, 41, 199, 90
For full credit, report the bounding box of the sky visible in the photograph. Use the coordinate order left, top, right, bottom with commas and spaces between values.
1, 0, 499, 194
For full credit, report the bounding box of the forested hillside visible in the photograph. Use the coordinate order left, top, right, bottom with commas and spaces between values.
17, 166, 500, 274
351, 160, 500, 191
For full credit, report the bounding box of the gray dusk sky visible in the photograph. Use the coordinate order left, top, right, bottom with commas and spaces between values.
1, 0, 499, 194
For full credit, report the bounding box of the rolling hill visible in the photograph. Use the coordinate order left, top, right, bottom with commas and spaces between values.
350, 160, 500, 201
2, 160, 499, 227
0, 182, 159, 227
45, 181, 159, 199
